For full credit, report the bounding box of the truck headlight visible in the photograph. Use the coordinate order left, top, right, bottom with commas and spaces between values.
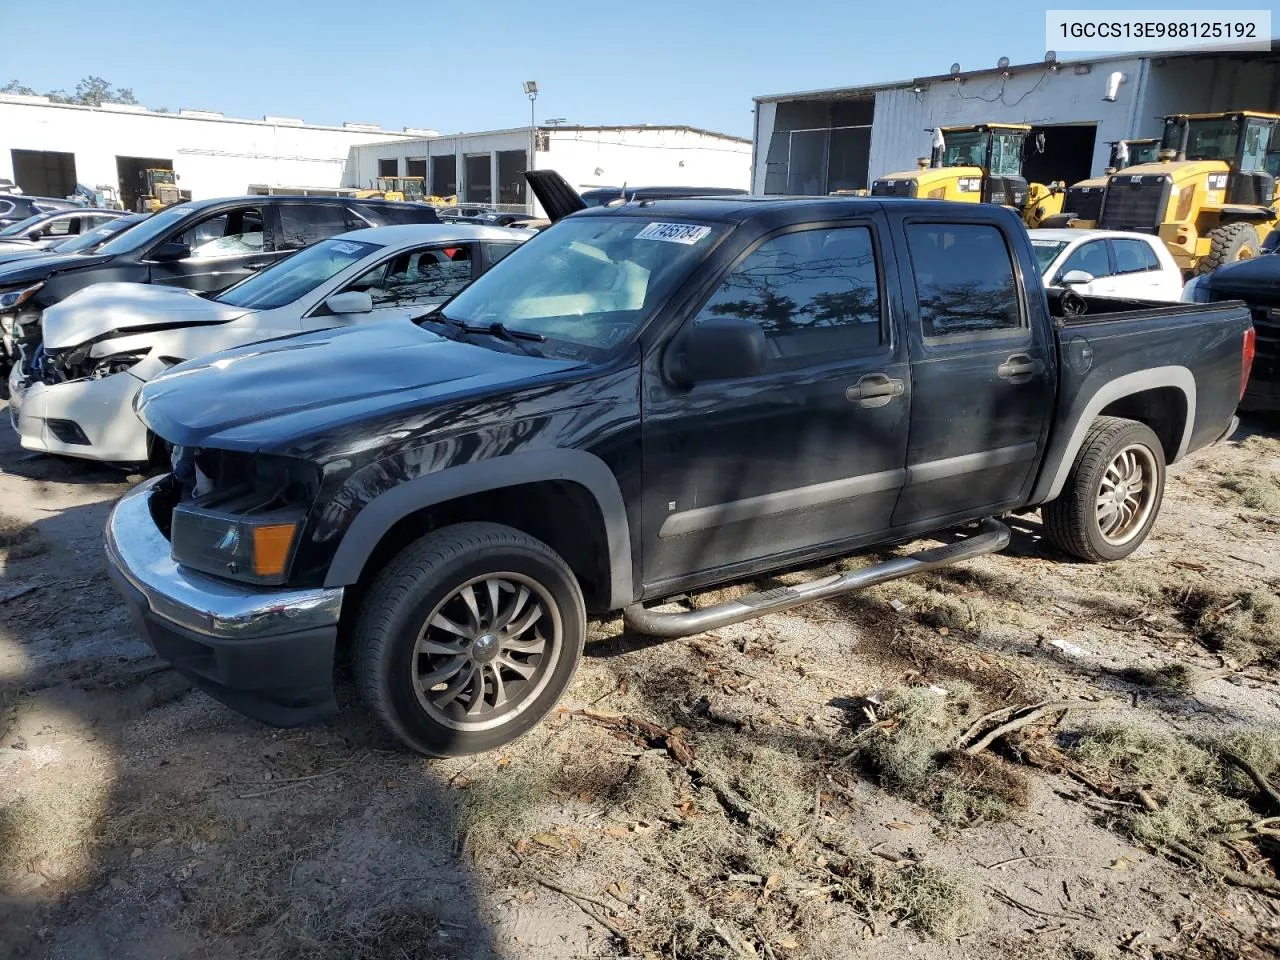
171, 506, 303, 585
0, 283, 43, 311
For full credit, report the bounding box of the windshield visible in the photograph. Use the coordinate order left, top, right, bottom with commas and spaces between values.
1030, 240, 1068, 274
95, 203, 196, 255
440, 216, 724, 356
0, 214, 45, 239
52, 216, 141, 253
1130, 141, 1160, 165
1163, 118, 1248, 162
941, 131, 989, 168
215, 238, 381, 310
989, 132, 1024, 176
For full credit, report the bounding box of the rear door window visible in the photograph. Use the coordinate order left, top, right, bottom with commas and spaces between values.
1110, 238, 1159, 273
904, 222, 1023, 337
276, 203, 351, 250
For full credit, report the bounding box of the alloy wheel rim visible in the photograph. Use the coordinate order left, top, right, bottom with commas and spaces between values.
1095, 443, 1158, 546
411, 572, 561, 732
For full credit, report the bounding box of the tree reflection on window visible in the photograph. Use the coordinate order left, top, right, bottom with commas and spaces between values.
905, 223, 1022, 338
694, 227, 883, 363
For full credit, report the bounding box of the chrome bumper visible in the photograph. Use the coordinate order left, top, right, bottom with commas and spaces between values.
105, 476, 344, 640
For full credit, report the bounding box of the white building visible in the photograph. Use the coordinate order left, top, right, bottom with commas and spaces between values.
347, 125, 753, 215
753, 46, 1280, 195
0, 94, 431, 209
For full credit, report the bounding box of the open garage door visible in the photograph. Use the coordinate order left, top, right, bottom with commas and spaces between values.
116, 156, 174, 212
1024, 125, 1097, 187
11, 149, 77, 199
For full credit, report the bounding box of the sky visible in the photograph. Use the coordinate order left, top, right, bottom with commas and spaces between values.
6, 0, 1279, 138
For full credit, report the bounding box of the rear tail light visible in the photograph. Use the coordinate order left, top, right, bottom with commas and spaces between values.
1241, 327, 1256, 401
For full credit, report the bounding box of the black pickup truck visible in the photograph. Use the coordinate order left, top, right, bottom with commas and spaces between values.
1186, 256, 1275, 412
105, 182, 1253, 756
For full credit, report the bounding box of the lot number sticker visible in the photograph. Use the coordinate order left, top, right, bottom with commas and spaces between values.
636, 222, 712, 245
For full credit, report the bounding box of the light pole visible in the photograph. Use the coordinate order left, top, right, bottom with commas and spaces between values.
523, 81, 538, 213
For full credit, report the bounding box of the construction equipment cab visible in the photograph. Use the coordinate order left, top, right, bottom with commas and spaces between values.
1042, 139, 1161, 230
137, 169, 180, 212
871, 124, 1031, 211
1097, 112, 1280, 274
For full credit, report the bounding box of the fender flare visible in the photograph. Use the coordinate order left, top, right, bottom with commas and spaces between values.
323, 449, 635, 611
1036, 366, 1196, 504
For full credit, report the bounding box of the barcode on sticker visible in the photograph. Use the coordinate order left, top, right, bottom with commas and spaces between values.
636, 222, 711, 245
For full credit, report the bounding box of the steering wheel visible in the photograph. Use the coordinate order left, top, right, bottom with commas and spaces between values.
1059, 289, 1088, 318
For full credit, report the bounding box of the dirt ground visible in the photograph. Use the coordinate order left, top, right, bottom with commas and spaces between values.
1, 406, 1278, 960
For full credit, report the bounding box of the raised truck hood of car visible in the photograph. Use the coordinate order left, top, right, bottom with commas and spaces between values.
42, 283, 253, 350
0, 251, 112, 287
135, 318, 581, 452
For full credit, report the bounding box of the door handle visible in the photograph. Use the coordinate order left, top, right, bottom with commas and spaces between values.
846, 373, 905, 408
997, 354, 1042, 383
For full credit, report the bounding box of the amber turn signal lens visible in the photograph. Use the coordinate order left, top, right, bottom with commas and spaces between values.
252, 523, 299, 578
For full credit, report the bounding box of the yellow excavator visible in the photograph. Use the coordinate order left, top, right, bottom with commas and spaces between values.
1093, 111, 1280, 274
1037, 139, 1161, 229
870, 123, 1064, 227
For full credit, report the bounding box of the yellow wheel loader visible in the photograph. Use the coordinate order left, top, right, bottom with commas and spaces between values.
1039, 139, 1161, 229
871, 124, 1033, 211
1095, 112, 1280, 274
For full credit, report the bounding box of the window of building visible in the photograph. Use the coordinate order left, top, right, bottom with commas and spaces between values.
377, 158, 399, 178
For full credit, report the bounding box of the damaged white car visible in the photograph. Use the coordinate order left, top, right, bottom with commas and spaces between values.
7, 223, 528, 464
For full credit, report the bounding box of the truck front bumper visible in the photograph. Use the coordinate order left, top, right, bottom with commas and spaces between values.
105, 477, 344, 726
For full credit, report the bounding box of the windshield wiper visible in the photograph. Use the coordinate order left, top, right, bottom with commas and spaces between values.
434, 315, 546, 354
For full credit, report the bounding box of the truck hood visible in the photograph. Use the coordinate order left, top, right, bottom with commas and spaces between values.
1204, 255, 1280, 304
42, 283, 253, 350
0, 251, 112, 288
136, 319, 582, 452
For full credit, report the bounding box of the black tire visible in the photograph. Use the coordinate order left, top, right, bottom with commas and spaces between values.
1042, 417, 1166, 562
1200, 222, 1259, 274
354, 522, 585, 757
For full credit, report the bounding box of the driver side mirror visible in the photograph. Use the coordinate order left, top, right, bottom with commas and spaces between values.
324, 291, 374, 315
1060, 269, 1094, 285
667, 317, 766, 386
150, 240, 191, 263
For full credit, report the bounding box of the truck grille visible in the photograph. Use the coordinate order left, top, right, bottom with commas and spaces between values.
1064, 184, 1104, 222
870, 179, 915, 198
1098, 174, 1171, 233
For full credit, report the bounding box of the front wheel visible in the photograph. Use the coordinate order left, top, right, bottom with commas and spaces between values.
1042, 417, 1166, 562
354, 522, 586, 756
1200, 222, 1259, 274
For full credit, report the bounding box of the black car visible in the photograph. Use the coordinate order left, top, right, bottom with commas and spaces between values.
579, 184, 748, 207
0, 194, 81, 228
1190, 256, 1277, 411
111, 175, 1250, 756
0, 195, 440, 380
0, 208, 124, 248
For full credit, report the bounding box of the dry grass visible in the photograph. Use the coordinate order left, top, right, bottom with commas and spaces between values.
454, 761, 555, 855
857, 686, 1027, 826
0, 780, 106, 890
1218, 469, 1280, 513
1072, 724, 1215, 786
1169, 586, 1280, 664
0, 512, 47, 560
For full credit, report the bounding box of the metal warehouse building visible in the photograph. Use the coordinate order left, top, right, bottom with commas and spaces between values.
346, 125, 753, 215
753, 46, 1280, 195
0, 94, 430, 211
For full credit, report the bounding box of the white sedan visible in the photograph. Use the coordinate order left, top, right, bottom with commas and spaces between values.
8, 222, 528, 464
1030, 229, 1184, 302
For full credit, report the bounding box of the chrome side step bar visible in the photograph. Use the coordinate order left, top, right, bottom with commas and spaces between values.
623, 519, 1010, 639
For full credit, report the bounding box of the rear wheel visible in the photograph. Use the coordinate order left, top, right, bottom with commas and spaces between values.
1042, 417, 1166, 562
354, 522, 586, 756
1201, 222, 1259, 274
